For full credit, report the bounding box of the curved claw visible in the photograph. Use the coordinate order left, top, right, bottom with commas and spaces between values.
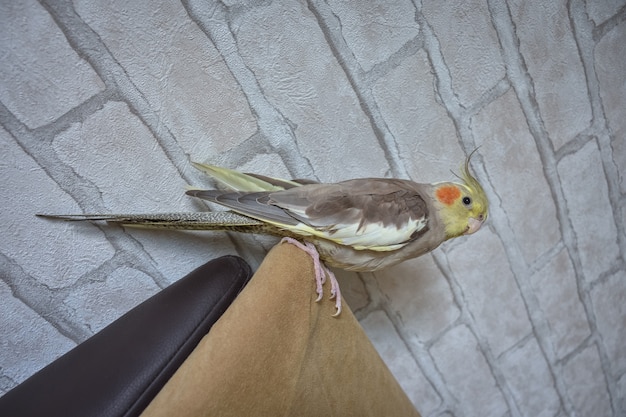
325, 268, 342, 317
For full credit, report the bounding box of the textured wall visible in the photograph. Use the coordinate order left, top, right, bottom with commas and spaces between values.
1, 1, 625, 416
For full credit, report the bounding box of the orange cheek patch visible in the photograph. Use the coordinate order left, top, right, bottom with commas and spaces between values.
436, 185, 461, 205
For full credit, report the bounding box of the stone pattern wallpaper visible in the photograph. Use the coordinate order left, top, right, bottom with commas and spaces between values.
1, 1, 625, 416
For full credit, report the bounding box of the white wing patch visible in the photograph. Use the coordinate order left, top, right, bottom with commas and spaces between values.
279, 216, 428, 252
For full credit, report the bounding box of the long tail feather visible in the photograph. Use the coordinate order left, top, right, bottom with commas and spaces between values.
36, 211, 271, 232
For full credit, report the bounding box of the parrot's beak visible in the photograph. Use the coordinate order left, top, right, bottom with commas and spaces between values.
465, 217, 484, 235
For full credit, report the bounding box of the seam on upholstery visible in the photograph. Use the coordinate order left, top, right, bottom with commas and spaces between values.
123, 256, 251, 417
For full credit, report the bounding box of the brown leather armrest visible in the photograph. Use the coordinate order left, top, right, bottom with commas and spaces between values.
0, 255, 252, 417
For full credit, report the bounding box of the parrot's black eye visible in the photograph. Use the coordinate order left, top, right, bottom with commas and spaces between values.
462, 196, 472, 206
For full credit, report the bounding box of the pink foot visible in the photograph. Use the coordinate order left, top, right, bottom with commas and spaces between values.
281, 237, 342, 316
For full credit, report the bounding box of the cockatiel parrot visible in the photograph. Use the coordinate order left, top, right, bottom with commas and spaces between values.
39, 154, 488, 316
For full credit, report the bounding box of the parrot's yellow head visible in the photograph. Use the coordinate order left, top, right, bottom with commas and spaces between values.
434, 154, 489, 240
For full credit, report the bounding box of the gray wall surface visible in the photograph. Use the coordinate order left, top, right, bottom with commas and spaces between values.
1, 1, 625, 416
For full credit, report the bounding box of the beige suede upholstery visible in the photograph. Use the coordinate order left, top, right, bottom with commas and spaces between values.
141, 242, 420, 417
